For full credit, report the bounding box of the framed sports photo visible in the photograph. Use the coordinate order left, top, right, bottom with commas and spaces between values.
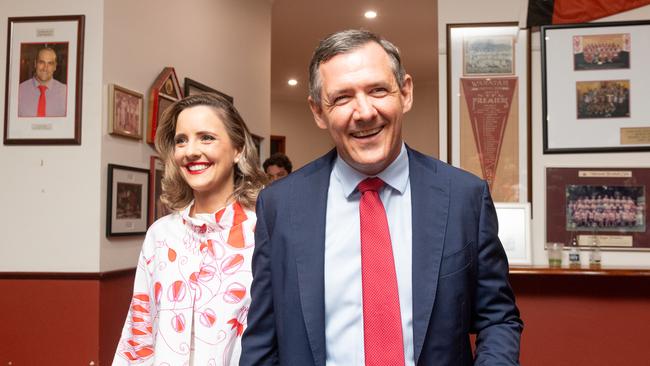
108, 84, 143, 140
107, 164, 150, 237
541, 20, 650, 153
447, 23, 531, 205
147, 67, 182, 144
546, 167, 650, 250
183, 77, 233, 103
3, 15, 85, 145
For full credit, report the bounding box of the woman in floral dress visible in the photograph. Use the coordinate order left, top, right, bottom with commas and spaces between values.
114, 93, 267, 365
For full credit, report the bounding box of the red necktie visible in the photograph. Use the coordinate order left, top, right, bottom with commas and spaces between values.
358, 177, 405, 366
37, 85, 47, 117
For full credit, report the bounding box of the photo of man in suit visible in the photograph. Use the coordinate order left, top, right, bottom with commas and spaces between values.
18, 45, 67, 117
241, 29, 522, 366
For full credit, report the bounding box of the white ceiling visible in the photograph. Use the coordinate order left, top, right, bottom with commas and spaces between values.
271, 0, 438, 102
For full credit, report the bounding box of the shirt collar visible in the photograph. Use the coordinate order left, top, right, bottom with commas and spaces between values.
31, 77, 53, 88
333, 143, 409, 199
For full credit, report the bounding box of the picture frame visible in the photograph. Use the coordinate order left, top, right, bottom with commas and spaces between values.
108, 84, 143, 140
107, 164, 150, 237
183, 77, 233, 103
495, 203, 532, 265
447, 23, 531, 206
147, 67, 182, 144
541, 20, 650, 153
148, 155, 171, 224
3, 15, 85, 145
546, 167, 650, 250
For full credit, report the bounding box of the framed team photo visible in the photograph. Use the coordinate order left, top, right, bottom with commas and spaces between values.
107, 164, 150, 237
3, 15, 85, 145
542, 20, 650, 153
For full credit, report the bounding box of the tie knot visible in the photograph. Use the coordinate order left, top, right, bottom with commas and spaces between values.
38, 85, 47, 93
357, 177, 384, 193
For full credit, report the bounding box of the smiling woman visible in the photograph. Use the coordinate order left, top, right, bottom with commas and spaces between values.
113, 93, 267, 365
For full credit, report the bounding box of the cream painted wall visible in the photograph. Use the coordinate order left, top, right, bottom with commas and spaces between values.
0, 0, 104, 272
100, 0, 271, 271
438, 1, 650, 266
271, 83, 438, 170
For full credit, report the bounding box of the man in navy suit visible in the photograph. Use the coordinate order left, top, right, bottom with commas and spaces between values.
241, 29, 522, 366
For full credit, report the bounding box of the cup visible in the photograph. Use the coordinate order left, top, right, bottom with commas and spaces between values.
547, 242, 564, 268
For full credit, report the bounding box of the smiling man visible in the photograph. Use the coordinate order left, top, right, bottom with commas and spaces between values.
18, 46, 67, 117
241, 29, 522, 366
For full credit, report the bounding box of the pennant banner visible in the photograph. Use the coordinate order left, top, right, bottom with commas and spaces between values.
527, 0, 650, 27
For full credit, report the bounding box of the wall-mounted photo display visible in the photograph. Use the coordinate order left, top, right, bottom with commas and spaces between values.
447, 23, 531, 206
147, 67, 182, 144
183, 77, 233, 103
495, 203, 532, 265
542, 20, 650, 153
3, 15, 85, 145
546, 167, 650, 250
108, 84, 144, 140
148, 155, 171, 224
107, 164, 150, 237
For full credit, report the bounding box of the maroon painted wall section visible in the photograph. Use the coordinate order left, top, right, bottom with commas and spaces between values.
0, 270, 135, 366
512, 274, 650, 366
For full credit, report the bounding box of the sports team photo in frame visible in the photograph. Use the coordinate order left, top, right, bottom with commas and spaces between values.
108, 84, 143, 140
3, 15, 85, 145
184, 77, 233, 103
541, 20, 650, 153
546, 167, 649, 251
107, 164, 150, 237
446, 23, 531, 204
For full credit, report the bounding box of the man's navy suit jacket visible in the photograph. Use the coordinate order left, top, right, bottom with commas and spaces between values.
240, 147, 523, 365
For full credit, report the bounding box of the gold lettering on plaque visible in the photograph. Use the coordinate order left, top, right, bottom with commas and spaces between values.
36, 28, 55, 37
621, 127, 650, 145
578, 235, 633, 247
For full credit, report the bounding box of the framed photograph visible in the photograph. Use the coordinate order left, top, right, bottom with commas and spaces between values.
541, 20, 650, 153
107, 164, 149, 237
496, 203, 532, 265
147, 67, 182, 144
184, 77, 233, 103
108, 84, 143, 140
447, 23, 531, 205
546, 167, 650, 250
3, 15, 85, 145
149, 156, 171, 224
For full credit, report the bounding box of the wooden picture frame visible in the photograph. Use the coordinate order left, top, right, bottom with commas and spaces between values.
148, 155, 171, 224
108, 84, 143, 140
147, 67, 182, 144
542, 20, 650, 153
107, 164, 150, 237
546, 167, 650, 250
447, 23, 531, 206
3, 15, 85, 145
183, 77, 233, 103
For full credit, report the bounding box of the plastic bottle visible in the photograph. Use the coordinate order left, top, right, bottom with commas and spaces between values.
589, 237, 602, 269
569, 237, 581, 269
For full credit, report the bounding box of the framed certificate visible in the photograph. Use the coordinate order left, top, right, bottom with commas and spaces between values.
496, 203, 532, 265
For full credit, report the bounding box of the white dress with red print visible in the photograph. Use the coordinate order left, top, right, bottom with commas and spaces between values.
113, 201, 255, 365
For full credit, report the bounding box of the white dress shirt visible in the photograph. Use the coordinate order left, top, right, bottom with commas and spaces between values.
324, 143, 414, 366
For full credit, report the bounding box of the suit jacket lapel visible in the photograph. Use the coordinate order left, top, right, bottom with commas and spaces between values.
290, 149, 336, 366
408, 148, 450, 365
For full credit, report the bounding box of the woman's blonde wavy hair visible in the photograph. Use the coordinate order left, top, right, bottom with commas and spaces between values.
155, 93, 267, 211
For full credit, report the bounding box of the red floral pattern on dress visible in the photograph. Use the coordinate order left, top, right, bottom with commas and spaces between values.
114, 202, 255, 365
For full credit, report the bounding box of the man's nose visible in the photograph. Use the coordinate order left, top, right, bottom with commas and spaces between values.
352, 94, 377, 121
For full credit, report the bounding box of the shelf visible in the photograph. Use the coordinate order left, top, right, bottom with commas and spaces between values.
509, 265, 650, 277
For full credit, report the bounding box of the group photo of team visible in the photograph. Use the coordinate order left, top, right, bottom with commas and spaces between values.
566, 184, 646, 231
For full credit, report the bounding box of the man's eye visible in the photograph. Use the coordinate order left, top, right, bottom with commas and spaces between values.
332, 95, 350, 105
371, 87, 388, 95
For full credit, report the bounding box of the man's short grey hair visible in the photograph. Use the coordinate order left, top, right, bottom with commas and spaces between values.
308, 29, 406, 106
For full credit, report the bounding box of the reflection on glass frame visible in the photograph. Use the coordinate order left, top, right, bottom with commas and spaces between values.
109, 84, 144, 140
447, 22, 531, 206
546, 167, 650, 250
107, 164, 150, 237
3, 15, 85, 145
542, 20, 650, 153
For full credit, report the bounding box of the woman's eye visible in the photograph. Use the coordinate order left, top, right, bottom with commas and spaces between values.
174, 136, 187, 145
201, 135, 216, 142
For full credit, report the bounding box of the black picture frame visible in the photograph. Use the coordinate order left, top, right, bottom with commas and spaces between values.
183, 77, 233, 103
107, 164, 150, 237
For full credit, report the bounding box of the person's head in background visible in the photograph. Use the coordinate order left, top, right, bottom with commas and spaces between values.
34, 47, 58, 84
263, 152, 293, 182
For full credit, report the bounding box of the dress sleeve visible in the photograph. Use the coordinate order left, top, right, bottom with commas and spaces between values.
112, 234, 157, 365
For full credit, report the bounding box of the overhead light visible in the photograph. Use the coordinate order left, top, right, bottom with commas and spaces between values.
364, 10, 377, 19
287, 79, 298, 86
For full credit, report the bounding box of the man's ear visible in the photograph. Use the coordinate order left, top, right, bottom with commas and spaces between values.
400, 74, 414, 114
308, 96, 328, 130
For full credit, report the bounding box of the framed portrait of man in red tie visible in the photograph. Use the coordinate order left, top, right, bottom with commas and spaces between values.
3, 15, 85, 145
